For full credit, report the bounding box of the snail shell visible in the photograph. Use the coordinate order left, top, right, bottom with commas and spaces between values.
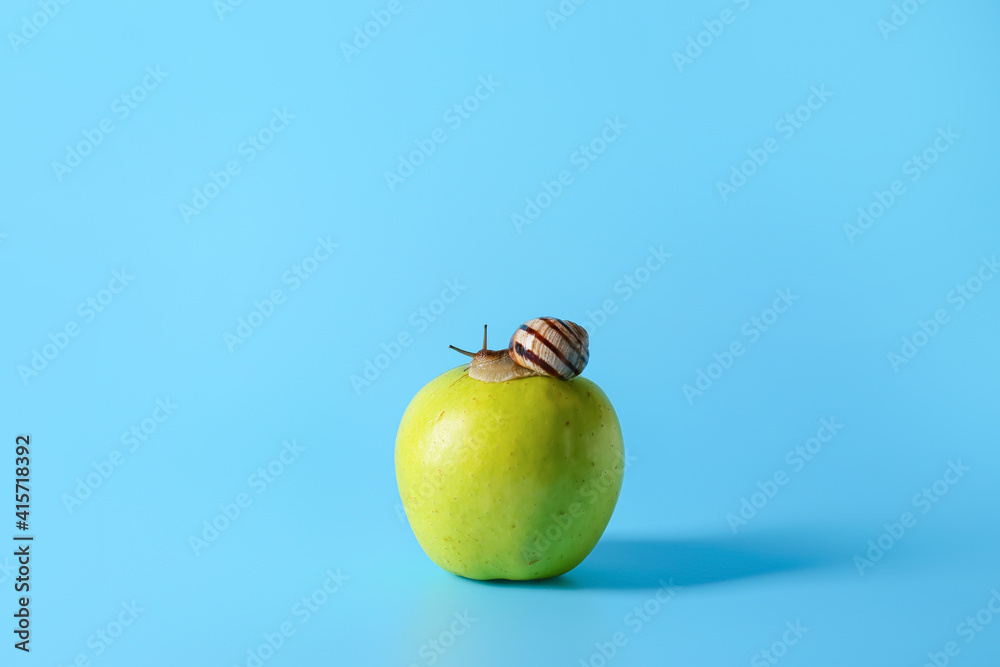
450, 317, 589, 383
508, 317, 589, 380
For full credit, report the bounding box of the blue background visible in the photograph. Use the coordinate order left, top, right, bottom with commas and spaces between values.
2, 0, 999, 665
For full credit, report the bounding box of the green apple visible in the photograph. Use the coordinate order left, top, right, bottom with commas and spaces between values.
395, 364, 624, 580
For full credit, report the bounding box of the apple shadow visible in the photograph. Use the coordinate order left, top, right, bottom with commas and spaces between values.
484, 527, 858, 590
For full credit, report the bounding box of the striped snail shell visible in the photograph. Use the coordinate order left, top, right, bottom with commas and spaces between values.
449, 317, 589, 383
509, 317, 589, 380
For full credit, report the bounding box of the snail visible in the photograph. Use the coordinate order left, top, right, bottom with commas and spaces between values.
449, 317, 589, 383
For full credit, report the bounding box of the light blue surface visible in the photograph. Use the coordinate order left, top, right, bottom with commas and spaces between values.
3, 0, 999, 665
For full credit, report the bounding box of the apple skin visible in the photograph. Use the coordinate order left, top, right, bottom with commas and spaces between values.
395, 364, 624, 580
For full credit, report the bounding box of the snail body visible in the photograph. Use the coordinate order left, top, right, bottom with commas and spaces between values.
450, 317, 589, 383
